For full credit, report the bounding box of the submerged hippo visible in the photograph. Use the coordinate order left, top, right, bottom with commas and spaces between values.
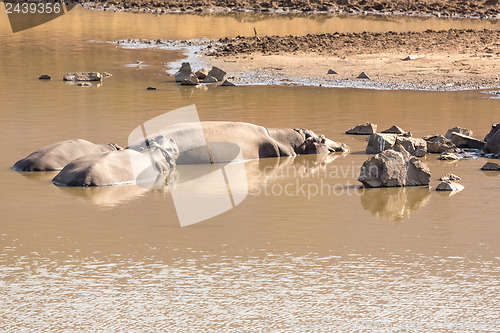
16, 122, 348, 186
483, 123, 500, 154
13, 139, 123, 171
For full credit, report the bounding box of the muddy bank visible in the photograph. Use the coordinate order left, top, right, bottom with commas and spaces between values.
70, 0, 500, 19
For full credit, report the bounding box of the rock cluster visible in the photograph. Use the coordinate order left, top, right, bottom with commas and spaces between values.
175, 62, 235, 86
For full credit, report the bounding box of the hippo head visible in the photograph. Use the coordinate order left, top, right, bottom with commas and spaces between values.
294, 128, 349, 154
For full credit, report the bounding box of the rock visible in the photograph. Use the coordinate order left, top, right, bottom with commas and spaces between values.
358, 145, 431, 188
445, 126, 473, 139
327, 69, 337, 74
174, 62, 199, 83
437, 151, 459, 160
481, 162, 500, 171
439, 174, 461, 181
423, 135, 456, 153
195, 68, 210, 80
205, 66, 226, 82
403, 55, 421, 61
357, 72, 370, 79
436, 181, 464, 192
345, 122, 377, 135
101, 72, 113, 78
76, 82, 92, 87
381, 125, 406, 134
38, 74, 51, 80
483, 123, 500, 154
180, 78, 199, 85
202, 75, 218, 83
366, 133, 397, 154
146, 87, 157, 90
397, 137, 427, 157
221, 80, 236, 86
63, 72, 105, 81
484, 123, 499, 142
450, 132, 485, 150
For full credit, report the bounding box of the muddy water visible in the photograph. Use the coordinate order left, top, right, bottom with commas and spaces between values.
1, 6, 500, 332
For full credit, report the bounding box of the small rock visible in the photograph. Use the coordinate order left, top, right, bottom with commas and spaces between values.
424, 135, 456, 153
202, 76, 218, 83
76, 82, 92, 87
63, 72, 104, 82
38, 74, 51, 80
403, 55, 421, 61
481, 162, 500, 171
366, 133, 397, 154
205, 66, 226, 82
438, 152, 459, 160
146, 87, 157, 90
450, 132, 485, 150
221, 80, 236, 86
357, 72, 370, 79
397, 137, 427, 157
436, 181, 464, 192
445, 126, 473, 139
327, 69, 337, 74
175, 62, 199, 83
345, 122, 377, 135
195, 68, 210, 80
381, 125, 406, 134
439, 174, 461, 181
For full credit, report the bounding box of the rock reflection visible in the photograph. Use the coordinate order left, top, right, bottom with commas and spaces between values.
360, 187, 431, 222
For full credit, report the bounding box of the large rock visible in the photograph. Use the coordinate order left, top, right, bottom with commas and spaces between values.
484, 123, 499, 142
345, 122, 377, 135
424, 135, 456, 153
445, 126, 473, 139
481, 162, 500, 171
450, 132, 485, 150
13, 140, 122, 172
63, 72, 108, 81
436, 181, 464, 192
397, 137, 427, 157
205, 66, 226, 82
175, 62, 199, 83
358, 145, 431, 188
366, 133, 396, 154
483, 123, 500, 154
381, 125, 406, 134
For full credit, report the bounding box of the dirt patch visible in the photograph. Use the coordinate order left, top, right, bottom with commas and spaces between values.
70, 0, 500, 18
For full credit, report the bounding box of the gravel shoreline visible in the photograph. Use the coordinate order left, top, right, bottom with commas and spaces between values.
69, 0, 500, 19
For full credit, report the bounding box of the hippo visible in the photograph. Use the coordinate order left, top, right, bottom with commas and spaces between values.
483, 123, 500, 154
15, 122, 348, 186
12, 139, 123, 171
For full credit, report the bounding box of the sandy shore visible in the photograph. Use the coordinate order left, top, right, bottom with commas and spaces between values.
72, 0, 500, 19
200, 29, 500, 90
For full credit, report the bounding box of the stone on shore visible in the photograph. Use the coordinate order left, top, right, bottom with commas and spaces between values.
206, 66, 226, 82
439, 174, 461, 181
481, 162, 500, 171
38, 74, 51, 80
345, 122, 377, 135
381, 125, 406, 134
202, 76, 218, 83
423, 134, 456, 153
175, 62, 199, 83
366, 133, 397, 154
357, 72, 370, 79
195, 68, 210, 80
445, 126, 473, 139
437, 151, 459, 160
436, 181, 465, 192
403, 55, 421, 61
221, 80, 236, 86
327, 69, 337, 74
397, 137, 427, 157
63, 72, 107, 81
450, 132, 485, 150
358, 145, 431, 188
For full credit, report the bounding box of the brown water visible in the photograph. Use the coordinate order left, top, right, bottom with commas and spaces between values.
1, 6, 500, 332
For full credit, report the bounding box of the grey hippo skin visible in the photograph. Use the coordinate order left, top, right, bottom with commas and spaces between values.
483, 123, 500, 154
16, 122, 349, 186
12, 139, 122, 171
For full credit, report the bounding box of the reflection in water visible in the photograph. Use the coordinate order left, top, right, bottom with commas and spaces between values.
360, 186, 431, 222
17, 170, 59, 183
56, 184, 148, 207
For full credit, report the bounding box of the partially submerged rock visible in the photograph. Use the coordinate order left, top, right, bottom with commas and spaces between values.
202, 75, 218, 83
397, 137, 427, 157
180, 78, 199, 85
38, 74, 51, 80
483, 123, 500, 154
424, 134, 456, 153
481, 162, 500, 171
366, 133, 397, 154
206, 66, 226, 82
381, 125, 406, 134
195, 68, 210, 80
358, 145, 431, 188
221, 80, 236, 86
445, 126, 473, 139
450, 132, 485, 150
146, 86, 157, 90
439, 174, 461, 181
436, 181, 464, 192
345, 122, 377, 135
63, 72, 110, 81
438, 151, 459, 160
175, 62, 199, 83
